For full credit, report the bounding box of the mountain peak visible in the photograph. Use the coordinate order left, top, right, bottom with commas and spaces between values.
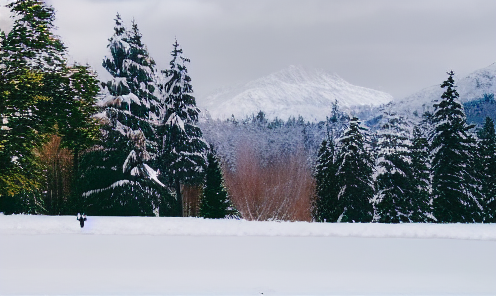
198, 65, 393, 122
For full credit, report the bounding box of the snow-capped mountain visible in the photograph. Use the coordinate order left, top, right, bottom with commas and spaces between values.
393, 62, 496, 116
197, 65, 393, 122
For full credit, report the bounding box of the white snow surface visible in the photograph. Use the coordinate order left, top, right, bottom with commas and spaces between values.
198, 65, 393, 122
1, 215, 495, 295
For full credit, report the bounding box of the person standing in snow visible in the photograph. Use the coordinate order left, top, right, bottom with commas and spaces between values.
77, 213, 87, 228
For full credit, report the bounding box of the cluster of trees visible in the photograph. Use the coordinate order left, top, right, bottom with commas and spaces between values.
0, 0, 236, 219
313, 72, 496, 223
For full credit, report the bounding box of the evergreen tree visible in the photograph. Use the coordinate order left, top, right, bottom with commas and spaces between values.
375, 110, 414, 223
334, 116, 374, 222
477, 117, 496, 222
430, 71, 482, 222
313, 138, 340, 222
0, 0, 100, 214
158, 39, 208, 216
199, 149, 238, 218
409, 125, 433, 222
79, 14, 170, 216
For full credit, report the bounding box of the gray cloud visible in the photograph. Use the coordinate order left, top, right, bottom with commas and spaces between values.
2, 0, 496, 101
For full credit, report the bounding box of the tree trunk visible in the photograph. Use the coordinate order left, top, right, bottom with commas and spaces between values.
175, 178, 183, 217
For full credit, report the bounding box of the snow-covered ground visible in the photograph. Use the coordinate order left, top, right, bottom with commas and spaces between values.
1, 215, 495, 295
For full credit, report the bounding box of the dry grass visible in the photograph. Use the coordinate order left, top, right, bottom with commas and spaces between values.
224, 141, 314, 221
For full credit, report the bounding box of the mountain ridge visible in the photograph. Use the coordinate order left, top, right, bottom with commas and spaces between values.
197, 65, 393, 122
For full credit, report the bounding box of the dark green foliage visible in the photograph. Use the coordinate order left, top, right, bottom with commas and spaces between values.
157, 39, 208, 215
409, 125, 433, 222
0, 0, 100, 214
430, 71, 483, 223
199, 150, 238, 218
477, 117, 496, 222
375, 111, 415, 223
313, 139, 340, 222
78, 14, 171, 216
334, 117, 374, 222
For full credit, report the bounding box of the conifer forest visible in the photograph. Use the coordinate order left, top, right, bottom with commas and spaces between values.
1, 0, 495, 224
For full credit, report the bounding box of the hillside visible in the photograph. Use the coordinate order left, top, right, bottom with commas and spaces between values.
393, 62, 496, 116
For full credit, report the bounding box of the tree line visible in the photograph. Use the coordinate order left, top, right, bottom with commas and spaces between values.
313, 72, 496, 223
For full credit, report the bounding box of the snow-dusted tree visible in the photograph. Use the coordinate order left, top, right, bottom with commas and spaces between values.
157, 39, 208, 216
313, 138, 340, 222
199, 149, 238, 219
429, 71, 482, 223
79, 14, 170, 216
374, 110, 418, 223
477, 117, 496, 222
334, 117, 374, 222
409, 125, 433, 222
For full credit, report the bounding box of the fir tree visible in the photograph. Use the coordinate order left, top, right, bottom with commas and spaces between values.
158, 39, 208, 216
430, 71, 482, 223
313, 138, 340, 222
199, 149, 238, 218
477, 117, 496, 222
409, 125, 433, 222
334, 117, 374, 222
79, 14, 170, 216
374, 110, 414, 223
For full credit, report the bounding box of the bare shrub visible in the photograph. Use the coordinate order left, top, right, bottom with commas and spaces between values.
224, 141, 314, 221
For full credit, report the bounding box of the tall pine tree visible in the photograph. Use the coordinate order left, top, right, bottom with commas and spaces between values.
334, 117, 374, 222
79, 14, 170, 216
313, 138, 340, 222
374, 110, 414, 223
477, 117, 496, 222
409, 125, 433, 222
429, 71, 482, 223
157, 39, 208, 216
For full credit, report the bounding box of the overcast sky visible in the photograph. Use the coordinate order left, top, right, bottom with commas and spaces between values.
1, 0, 495, 100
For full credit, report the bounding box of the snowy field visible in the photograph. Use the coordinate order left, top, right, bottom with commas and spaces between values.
1, 215, 495, 295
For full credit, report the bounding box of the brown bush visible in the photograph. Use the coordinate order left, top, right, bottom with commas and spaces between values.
223, 142, 314, 221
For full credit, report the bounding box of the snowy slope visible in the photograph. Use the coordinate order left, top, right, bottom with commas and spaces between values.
393, 62, 496, 116
1, 215, 496, 295
197, 65, 393, 122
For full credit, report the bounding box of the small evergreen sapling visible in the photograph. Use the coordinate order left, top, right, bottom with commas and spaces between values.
199, 150, 238, 219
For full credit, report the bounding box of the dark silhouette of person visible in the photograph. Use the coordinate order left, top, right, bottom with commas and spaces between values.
77, 213, 87, 228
